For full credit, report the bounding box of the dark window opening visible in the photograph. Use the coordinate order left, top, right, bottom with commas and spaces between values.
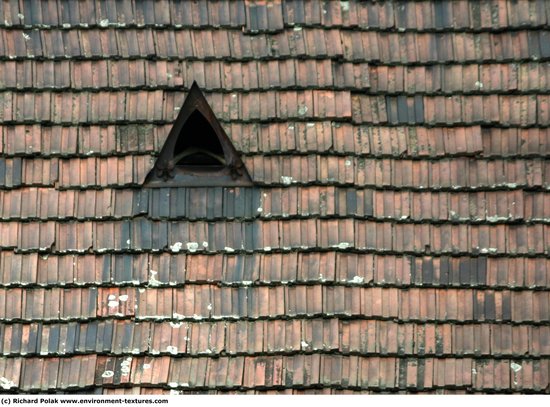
143, 81, 253, 187
173, 111, 225, 167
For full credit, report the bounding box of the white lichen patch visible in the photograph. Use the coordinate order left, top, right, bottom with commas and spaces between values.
170, 321, 183, 328
301, 340, 309, 348
120, 358, 132, 375
168, 382, 178, 388
108, 300, 119, 308
202, 241, 209, 248
143, 363, 151, 370
224, 247, 235, 253
510, 362, 522, 373
0, 377, 15, 389
281, 176, 293, 185
172, 312, 185, 320
340, 1, 350, 11
107, 294, 116, 301
148, 270, 160, 286
22, 33, 31, 41
486, 215, 507, 222
349, 275, 364, 284
298, 105, 308, 116
170, 242, 183, 253
166, 346, 178, 355
101, 370, 114, 378
99, 19, 109, 27
186, 242, 199, 252
335, 242, 351, 249
207, 303, 213, 311
475, 81, 484, 89
119, 295, 128, 302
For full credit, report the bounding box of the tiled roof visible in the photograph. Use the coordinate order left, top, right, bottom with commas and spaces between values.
0, 0, 549, 395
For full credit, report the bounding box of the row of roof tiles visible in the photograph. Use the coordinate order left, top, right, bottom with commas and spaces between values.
1, 28, 549, 63
3, 155, 547, 189
2, 318, 550, 358
2, 91, 550, 126
1, 0, 549, 32
369, 63, 550, 94
102, 389, 479, 395
2, 354, 548, 392
0, 59, 371, 91
2, 60, 550, 94
0, 252, 547, 289
0, 187, 546, 222
1, 124, 547, 158
0, 285, 548, 322
0, 219, 548, 255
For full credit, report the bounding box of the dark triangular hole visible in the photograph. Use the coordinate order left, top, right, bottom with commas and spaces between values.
144, 82, 253, 187
173, 111, 225, 167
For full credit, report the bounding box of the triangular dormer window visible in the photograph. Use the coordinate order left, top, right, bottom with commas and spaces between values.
144, 82, 253, 187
